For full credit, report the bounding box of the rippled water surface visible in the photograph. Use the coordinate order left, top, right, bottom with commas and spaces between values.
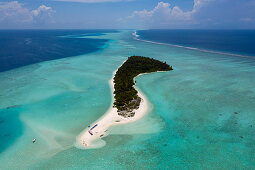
0, 30, 255, 169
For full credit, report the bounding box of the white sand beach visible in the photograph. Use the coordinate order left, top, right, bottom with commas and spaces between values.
76, 70, 149, 149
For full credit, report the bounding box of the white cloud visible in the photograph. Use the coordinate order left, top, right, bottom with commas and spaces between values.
32, 5, 54, 17
193, 0, 210, 10
0, 1, 32, 23
127, 1, 192, 28
0, 1, 55, 27
32, 5, 55, 24
129, 2, 171, 18
128, 0, 213, 21
54, 0, 132, 3
126, 0, 255, 29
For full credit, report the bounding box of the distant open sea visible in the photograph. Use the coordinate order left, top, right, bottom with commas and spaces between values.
0, 30, 117, 72
137, 30, 255, 58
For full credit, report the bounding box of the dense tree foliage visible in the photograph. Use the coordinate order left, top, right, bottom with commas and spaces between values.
113, 56, 173, 115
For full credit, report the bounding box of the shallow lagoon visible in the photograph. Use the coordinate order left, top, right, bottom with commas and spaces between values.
0, 30, 255, 169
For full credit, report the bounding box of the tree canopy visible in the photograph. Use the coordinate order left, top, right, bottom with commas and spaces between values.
113, 56, 173, 115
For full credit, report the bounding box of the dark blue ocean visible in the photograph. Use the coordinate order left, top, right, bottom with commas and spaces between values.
1, 29, 255, 73
0, 30, 117, 72
137, 30, 255, 57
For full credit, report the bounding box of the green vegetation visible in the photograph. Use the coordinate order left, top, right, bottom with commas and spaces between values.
113, 56, 173, 117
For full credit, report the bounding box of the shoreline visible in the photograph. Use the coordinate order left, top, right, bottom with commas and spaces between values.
76, 68, 149, 149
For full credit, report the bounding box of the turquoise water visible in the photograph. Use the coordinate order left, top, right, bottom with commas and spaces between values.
0, 31, 255, 169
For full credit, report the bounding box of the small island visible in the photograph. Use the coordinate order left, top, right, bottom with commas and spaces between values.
77, 56, 173, 148
113, 56, 173, 117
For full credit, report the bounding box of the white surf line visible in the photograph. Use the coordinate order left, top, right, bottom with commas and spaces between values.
132, 31, 255, 59
76, 68, 149, 149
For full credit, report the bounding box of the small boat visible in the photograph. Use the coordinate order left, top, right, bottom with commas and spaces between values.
32, 138, 36, 143
88, 131, 93, 136
90, 124, 98, 130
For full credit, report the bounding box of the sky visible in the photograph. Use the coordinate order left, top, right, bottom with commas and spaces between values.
0, 0, 255, 29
